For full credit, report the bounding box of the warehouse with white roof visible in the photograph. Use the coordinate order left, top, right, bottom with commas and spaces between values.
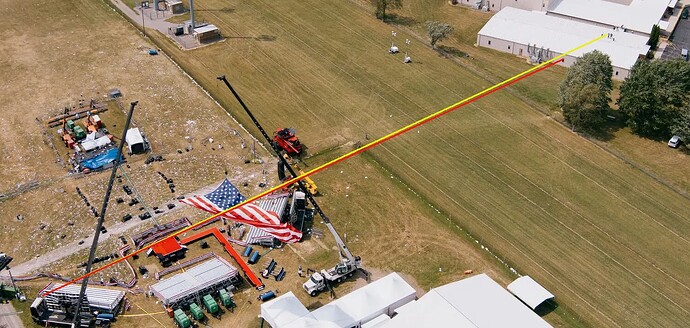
477, 7, 650, 79
547, 0, 681, 36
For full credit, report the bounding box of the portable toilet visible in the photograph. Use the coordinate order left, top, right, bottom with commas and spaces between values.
188, 303, 204, 321
202, 295, 219, 315
248, 250, 261, 264
173, 309, 191, 328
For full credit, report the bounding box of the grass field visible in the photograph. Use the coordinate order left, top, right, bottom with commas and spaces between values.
130, 0, 690, 326
0, 0, 544, 328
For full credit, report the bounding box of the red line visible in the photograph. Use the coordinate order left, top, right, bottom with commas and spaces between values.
41, 59, 561, 297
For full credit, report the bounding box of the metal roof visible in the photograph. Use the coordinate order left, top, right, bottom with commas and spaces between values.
258, 192, 290, 217
193, 24, 219, 35
44, 283, 125, 311
125, 128, 143, 146
507, 276, 555, 310
548, 0, 672, 34
149, 237, 184, 257
478, 7, 650, 69
379, 274, 552, 328
150, 258, 238, 304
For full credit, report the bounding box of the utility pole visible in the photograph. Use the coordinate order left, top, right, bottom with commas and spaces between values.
142, 6, 146, 37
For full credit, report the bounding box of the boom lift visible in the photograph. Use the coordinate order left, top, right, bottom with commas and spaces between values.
217, 76, 362, 297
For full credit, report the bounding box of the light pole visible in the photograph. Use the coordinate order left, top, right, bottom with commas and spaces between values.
141, 6, 146, 37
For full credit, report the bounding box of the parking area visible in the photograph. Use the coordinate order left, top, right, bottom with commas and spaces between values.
661, 16, 690, 60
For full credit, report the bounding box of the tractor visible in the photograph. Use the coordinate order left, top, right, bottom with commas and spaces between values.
273, 128, 302, 156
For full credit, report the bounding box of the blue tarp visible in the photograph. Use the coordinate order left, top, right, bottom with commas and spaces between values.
81, 148, 121, 170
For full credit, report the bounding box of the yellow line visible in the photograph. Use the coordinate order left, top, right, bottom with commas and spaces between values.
120, 312, 167, 317
132, 302, 167, 327
147, 34, 606, 244
48, 34, 605, 294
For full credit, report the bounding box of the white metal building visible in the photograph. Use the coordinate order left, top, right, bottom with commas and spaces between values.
260, 272, 416, 328
477, 7, 650, 79
376, 274, 552, 328
547, 0, 680, 36
150, 257, 239, 307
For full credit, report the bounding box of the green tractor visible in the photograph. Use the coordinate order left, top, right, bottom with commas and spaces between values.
218, 289, 236, 311
173, 309, 191, 328
189, 302, 205, 323
202, 294, 221, 318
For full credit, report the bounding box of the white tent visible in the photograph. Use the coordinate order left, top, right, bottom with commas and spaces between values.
507, 276, 555, 310
125, 128, 145, 154
379, 274, 552, 328
260, 292, 311, 328
308, 272, 416, 327
262, 273, 416, 328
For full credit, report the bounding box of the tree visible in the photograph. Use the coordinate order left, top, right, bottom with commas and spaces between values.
618, 60, 690, 137
648, 24, 661, 50
557, 50, 613, 133
425, 21, 453, 49
374, 0, 402, 20
671, 107, 690, 145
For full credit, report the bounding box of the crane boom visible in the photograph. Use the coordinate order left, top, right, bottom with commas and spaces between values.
217, 75, 355, 263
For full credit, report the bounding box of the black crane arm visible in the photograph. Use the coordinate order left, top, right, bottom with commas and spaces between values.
217, 76, 354, 262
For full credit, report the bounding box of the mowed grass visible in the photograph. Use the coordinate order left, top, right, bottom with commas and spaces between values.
132, 0, 690, 326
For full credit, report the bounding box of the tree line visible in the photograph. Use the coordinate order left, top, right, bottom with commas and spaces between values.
559, 50, 690, 144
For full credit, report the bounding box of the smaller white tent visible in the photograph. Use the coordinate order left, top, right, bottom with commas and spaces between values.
125, 128, 145, 154
260, 292, 311, 328
507, 276, 554, 310
261, 273, 416, 328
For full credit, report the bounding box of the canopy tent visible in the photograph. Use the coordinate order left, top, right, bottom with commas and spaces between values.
125, 128, 145, 154
507, 276, 555, 310
81, 148, 121, 170
81, 133, 111, 151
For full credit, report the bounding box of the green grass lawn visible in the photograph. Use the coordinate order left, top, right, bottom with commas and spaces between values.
127, 0, 690, 326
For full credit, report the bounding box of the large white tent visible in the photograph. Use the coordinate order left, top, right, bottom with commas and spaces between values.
378, 274, 552, 328
260, 272, 416, 328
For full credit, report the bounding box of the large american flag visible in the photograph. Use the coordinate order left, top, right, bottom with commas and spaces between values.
180, 179, 302, 243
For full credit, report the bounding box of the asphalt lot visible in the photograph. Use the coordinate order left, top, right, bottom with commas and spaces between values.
662, 17, 690, 60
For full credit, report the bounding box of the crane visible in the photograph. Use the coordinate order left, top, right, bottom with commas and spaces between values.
217, 76, 362, 296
